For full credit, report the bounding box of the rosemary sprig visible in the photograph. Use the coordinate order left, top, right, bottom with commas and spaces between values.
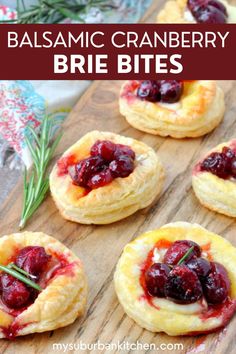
8, 263, 37, 279
19, 115, 62, 229
177, 246, 194, 265
0, 264, 42, 291
0, 0, 116, 24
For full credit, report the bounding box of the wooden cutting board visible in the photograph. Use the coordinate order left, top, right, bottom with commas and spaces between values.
0, 2, 236, 353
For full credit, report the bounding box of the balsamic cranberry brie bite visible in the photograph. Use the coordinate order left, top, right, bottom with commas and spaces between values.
193, 140, 236, 217
50, 131, 164, 225
119, 80, 225, 138
114, 222, 236, 336
157, 0, 236, 24
0, 232, 87, 339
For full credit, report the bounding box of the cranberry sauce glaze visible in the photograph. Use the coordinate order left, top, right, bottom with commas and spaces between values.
194, 145, 236, 179
187, 0, 228, 23
139, 239, 236, 332
57, 140, 136, 190
0, 246, 73, 339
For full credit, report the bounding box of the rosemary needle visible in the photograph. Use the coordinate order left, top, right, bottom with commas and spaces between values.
177, 246, 194, 265
19, 115, 62, 229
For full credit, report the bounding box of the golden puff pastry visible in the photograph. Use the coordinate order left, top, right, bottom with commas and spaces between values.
114, 222, 236, 336
119, 80, 225, 138
192, 139, 236, 217
0, 231, 87, 338
50, 131, 164, 225
157, 0, 236, 23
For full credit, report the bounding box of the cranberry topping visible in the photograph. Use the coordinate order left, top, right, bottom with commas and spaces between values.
0, 274, 31, 309
68, 156, 104, 188
16, 246, 51, 277
137, 80, 183, 104
145, 263, 170, 297
163, 240, 201, 266
90, 140, 116, 161
187, 0, 228, 23
159, 80, 183, 103
69, 140, 136, 190
200, 146, 236, 179
114, 144, 136, 160
165, 265, 203, 304
109, 155, 135, 178
187, 257, 211, 279
203, 262, 230, 304
87, 168, 113, 189
137, 80, 161, 102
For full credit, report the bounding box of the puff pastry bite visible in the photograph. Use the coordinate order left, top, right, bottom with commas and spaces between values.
50, 131, 164, 225
0, 231, 87, 339
119, 80, 225, 138
157, 0, 236, 23
114, 222, 236, 336
192, 140, 236, 217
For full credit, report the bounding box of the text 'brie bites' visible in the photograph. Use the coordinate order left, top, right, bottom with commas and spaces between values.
50, 131, 164, 225
192, 140, 236, 218
114, 222, 236, 336
119, 80, 225, 138
157, 0, 236, 23
0, 232, 87, 339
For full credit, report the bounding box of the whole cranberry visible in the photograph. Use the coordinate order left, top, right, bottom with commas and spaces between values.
202, 262, 230, 304
137, 80, 161, 102
164, 240, 201, 266
230, 157, 236, 178
109, 155, 134, 178
145, 263, 170, 297
208, 0, 227, 15
87, 168, 113, 189
196, 6, 227, 23
200, 152, 229, 179
164, 265, 203, 304
16, 246, 51, 277
68, 156, 104, 187
114, 144, 135, 160
159, 80, 183, 103
187, 0, 228, 23
90, 140, 116, 161
0, 274, 31, 309
187, 257, 211, 279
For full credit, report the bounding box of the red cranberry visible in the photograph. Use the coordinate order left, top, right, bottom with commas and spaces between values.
114, 144, 135, 160
163, 240, 201, 266
202, 262, 230, 304
230, 158, 236, 178
87, 168, 113, 189
109, 155, 134, 178
145, 263, 170, 297
187, 0, 228, 23
164, 265, 203, 304
0, 274, 30, 309
196, 6, 227, 23
90, 140, 116, 161
200, 152, 229, 179
16, 246, 51, 277
187, 257, 211, 279
208, 0, 227, 14
159, 80, 183, 103
137, 80, 161, 102
68, 156, 104, 187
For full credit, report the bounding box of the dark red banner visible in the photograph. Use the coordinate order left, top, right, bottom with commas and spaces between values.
0, 24, 234, 79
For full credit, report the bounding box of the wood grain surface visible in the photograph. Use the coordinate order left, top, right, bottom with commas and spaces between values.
0, 1, 236, 353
